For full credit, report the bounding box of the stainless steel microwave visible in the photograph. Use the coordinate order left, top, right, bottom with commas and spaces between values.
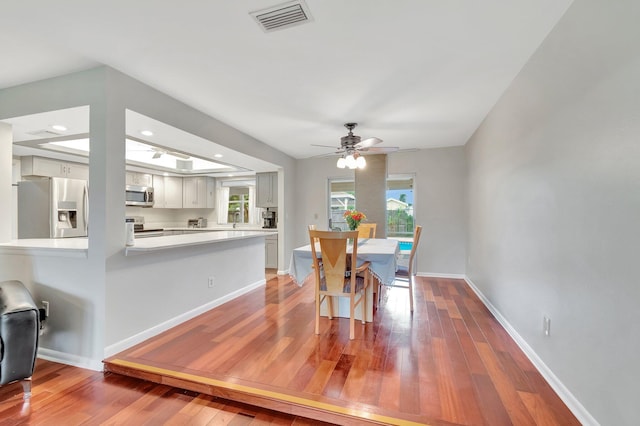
125, 185, 154, 207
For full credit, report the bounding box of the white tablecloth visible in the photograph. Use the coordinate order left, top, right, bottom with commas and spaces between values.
289, 238, 399, 286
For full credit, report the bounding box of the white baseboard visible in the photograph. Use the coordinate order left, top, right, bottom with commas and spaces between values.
464, 276, 599, 426
104, 279, 266, 359
418, 272, 466, 279
38, 348, 103, 372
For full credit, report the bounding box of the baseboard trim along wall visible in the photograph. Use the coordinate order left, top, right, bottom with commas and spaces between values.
38, 348, 103, 372
419, 272, 466, 279
103, 278, 267, 360
464, 276, 599, 426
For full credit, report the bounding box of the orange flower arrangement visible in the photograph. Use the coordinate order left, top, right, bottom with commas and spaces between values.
343, 210, 366, 230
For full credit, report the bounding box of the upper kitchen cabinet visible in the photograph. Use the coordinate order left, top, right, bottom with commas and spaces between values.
183, 176, 215, 208
21, 155, 89, 181
153, 175, 183, 208
256, 172, 278, 208
126, 171, 153, 187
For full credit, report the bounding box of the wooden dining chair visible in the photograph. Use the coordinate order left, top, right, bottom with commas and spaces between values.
308, 229, 371, 339
387, 225, 422, 312
357, 223, 377, 239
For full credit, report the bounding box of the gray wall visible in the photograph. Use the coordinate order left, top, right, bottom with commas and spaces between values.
295, 146, 467, 276
465, 0, 640, 424
355, 154, 388, 238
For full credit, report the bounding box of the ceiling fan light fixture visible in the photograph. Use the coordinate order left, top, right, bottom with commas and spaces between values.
356, 155, 366, 169
345, 153, 357, 169
336, 156, 346, 168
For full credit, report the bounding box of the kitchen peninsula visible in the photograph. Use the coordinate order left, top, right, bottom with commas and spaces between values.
0, 229, 277, 369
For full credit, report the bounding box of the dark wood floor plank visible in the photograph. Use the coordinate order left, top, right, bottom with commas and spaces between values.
476, 342, 537, 426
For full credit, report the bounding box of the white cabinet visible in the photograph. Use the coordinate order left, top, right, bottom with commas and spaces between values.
165, 177, 184, 208
265, 234, 278, 269
256, 172, 277, 208
152, 175, 183, 208
183, 176, 215, 208
126, 171, 153, 187
21, 156, 89, 180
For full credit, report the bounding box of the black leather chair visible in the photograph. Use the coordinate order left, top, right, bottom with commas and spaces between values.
0, 280, 40, 399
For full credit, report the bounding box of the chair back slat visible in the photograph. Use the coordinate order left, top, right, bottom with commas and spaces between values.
407, 225, 423, 276
309, 230, 359, 294
357, 223, 377, 239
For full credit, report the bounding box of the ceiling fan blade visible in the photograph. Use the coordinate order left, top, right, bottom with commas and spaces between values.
311, 143, 341, 149
355, 137, 383, 149
361, 146, 399, 153
309, 151, 342, 158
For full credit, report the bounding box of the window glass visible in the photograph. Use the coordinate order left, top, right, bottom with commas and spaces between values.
228, 188, 249, 223
329, 179, 355, 231
386, 177, 414, 238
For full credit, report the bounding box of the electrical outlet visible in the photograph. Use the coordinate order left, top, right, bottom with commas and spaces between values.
543, 315, 551, 336
42, 301, 50, 317
208, 277, 214, 288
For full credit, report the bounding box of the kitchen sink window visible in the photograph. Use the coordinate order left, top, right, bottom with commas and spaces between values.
228, 191, 249, 224
217, 179, 260, 225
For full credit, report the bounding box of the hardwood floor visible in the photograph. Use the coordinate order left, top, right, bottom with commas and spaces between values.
0, 359, 327, 425
102, 275, 580, 425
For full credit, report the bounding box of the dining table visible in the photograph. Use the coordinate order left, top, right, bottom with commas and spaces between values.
289, 238, 399, 322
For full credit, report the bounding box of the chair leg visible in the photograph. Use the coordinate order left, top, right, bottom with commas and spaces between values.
409, 275, 414, 313
327, 296, 334, 319
361, 284, 367, 325
22, 378, 32, 400
349, 295, 355, 340
315, 293, 321, 335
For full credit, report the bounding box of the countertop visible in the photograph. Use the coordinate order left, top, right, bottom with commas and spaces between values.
0, 229, 277, 258
125, 229, 276, 255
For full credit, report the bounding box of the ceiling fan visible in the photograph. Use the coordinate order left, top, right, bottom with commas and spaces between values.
313, 123, 398, 169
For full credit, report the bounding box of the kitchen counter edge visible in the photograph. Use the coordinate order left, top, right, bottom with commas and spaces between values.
125, 230, 276, 255
0, 230, 277, 258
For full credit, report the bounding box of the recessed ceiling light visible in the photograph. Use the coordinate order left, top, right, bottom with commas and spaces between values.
51, 124, 67, 132
140, 130, 153, 137
214, 154, 223, 158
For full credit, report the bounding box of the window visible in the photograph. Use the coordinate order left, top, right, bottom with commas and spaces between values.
386, 176, 414, 238
327, 176, 415, 236
328, 179, 355, 231
228, 188, 249, 224
217, 179, 261, 225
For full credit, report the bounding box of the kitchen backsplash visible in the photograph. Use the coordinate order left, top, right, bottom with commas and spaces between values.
125, 207, 218, 229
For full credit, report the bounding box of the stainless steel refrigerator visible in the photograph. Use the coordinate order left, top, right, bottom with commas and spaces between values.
17, 177, 88, 238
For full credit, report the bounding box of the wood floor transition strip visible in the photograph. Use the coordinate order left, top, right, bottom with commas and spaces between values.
108, 358, 429, 426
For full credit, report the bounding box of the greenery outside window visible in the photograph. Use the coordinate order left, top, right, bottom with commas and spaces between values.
228, 190, 249, 224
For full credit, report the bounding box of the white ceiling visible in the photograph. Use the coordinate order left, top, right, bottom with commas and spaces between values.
0, 0, 573, 160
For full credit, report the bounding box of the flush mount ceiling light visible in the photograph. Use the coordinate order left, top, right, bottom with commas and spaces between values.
51, 124, 67, 132
140, 130, 154, 137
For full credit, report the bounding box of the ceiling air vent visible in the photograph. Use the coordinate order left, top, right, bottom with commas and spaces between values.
250, 0, 313, 33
